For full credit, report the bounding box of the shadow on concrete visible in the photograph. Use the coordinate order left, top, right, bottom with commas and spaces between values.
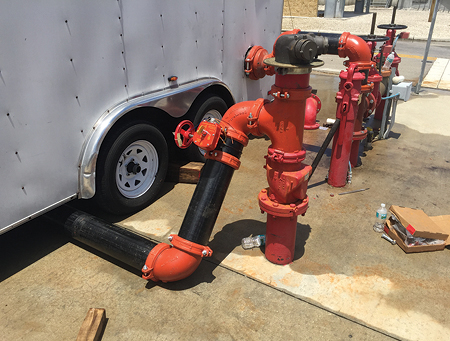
208, 219, 311, 264
0, 216, 69, 282
304, 143, 333, 157
69, 181, 176, 223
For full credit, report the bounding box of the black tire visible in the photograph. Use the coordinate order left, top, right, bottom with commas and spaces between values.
187, 95, 228, 161
95, 123, 169, 215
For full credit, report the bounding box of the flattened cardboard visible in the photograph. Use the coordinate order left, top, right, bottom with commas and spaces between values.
429, 215, 450, 245
389, 205, 448, 241
385, 219, 446, 253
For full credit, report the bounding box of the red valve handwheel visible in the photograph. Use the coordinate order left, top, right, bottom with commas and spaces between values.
174, 120, 195, 149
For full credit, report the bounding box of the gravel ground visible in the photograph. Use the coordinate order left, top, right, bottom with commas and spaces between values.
283, 6, 450, 41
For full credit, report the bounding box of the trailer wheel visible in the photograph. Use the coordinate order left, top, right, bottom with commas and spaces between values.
188, 95, 228, 161
95, 123, 168, 215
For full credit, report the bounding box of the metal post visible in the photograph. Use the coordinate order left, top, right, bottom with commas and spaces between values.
335, 0, 346, 18
379, 67, 396, 139
416, 0, 440, 94
370, 13, 377, 35
324, 0, 337, 18
365, 0, 371, 13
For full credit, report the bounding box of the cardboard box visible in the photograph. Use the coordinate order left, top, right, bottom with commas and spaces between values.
384, 206, 450, 253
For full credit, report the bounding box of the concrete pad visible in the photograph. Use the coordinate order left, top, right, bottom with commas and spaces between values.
395, 88, 450, 136
0, 216, 390, 341
422, 58, 450, 89
2, 74, 449, 340
440, 59, 450, 90
112, 74, 450, 341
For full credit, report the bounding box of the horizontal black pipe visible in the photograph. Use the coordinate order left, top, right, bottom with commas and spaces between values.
178, 137, 244, 245
46, 206, 156, 270
299, 32, 341, 55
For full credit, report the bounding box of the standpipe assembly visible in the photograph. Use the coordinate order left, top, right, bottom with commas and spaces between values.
61, 28, 405, 283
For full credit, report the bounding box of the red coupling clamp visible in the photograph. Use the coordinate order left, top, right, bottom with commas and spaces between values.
205, 150, 241, 170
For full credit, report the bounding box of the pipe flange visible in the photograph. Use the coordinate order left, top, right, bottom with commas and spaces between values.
361, 83, 374, 93
380, 70, 391, 78
259, 189, 309, 217
353, 129, 368, 141
343, 60, 375, 70
368, 73, 383, 83
264, 57, 324, 70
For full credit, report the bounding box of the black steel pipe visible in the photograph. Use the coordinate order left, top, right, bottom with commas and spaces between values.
391, 6, 397, 25
178, 137, 244, 245
48, 206, 157, 270
298, 32, 341, 56
309, 119, 340, 181
370, 13, 377, 35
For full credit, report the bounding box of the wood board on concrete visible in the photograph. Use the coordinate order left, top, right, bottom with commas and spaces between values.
76, 308, 106, 341
166, 162, 204, 184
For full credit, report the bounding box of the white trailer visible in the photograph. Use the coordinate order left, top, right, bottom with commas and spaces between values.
0, 0, 283, 234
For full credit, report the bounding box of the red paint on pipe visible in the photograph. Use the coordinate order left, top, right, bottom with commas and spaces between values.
338, 32, 373, 67
142, 235, 212, 283
328, 65, 365, 187
265, 215, 297, 264
220, 71, 313, 264
304, 94, 321, 130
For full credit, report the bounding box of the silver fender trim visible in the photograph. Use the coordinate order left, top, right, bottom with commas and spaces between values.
78, 77, 232, 199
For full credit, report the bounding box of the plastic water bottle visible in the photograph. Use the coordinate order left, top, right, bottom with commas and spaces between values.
373, 203, 387, 232
382, 52, 395, 71
241, 235, 265, 250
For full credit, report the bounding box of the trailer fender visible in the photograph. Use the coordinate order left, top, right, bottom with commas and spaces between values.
78, 78, 232, 200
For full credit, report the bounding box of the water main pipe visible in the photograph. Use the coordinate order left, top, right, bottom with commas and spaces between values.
57, 30, 383, 283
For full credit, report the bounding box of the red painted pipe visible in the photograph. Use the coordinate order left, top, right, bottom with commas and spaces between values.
142, 235, 212, 283
328, 64, 365, 187
338, 32, 373, 67
219, 71, 313, 264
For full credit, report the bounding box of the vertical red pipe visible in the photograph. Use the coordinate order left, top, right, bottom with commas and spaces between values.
258, 73, 312, 264
349, 84, 371, 167
265, 215, 297, 264
328, 65, 365, 187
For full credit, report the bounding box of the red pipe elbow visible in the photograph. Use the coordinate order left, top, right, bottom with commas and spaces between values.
338, 32, 372, 66
220, 99, 266, 141
142, 235, 212, 283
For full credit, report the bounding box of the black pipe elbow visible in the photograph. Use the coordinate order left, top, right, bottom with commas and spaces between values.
274, 33, 319, 65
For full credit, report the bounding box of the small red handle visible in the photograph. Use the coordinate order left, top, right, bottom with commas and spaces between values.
174, 120, 195, 149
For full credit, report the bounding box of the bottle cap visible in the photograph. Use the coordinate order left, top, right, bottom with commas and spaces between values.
381, 203, 385, 207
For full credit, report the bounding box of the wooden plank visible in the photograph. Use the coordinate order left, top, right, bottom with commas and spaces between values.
76, 308, 107, 341
166, 161, 204, 184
